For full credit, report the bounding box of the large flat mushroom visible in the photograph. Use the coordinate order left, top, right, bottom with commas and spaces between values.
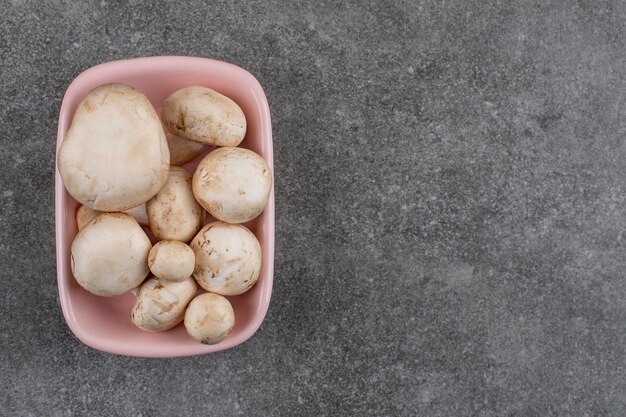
58, 83, 169, 211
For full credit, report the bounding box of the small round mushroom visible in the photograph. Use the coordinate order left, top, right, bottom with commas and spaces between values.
131, 276, 197, 332
184, 293, 235, 345
192, 147, 272, 224
58, 83, 170, 211
148, 240, 195, 282
71, 213, 151, 296
76, 205, 101, 231
76, 204, 149, 231
190, 222, 262, 295
161, 86, 246, 147
166, 132, 207, 166
146, 166, 205, 242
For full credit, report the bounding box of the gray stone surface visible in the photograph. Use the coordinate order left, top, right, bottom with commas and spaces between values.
2, 0, 626, 415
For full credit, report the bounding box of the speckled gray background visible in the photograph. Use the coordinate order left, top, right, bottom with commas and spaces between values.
2, 0, 626, 416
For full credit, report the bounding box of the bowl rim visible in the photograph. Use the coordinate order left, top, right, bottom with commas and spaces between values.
55, 56, 274, 357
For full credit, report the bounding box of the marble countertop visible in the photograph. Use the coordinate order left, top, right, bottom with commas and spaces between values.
2, 1, 625, 415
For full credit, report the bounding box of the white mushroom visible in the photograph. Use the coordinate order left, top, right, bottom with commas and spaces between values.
192, 147, 272, 224
71, 213, 151, 296
166, 132, 207, 166
161, 86, 246, 147
184, 293, 235, 345
190, 222, 262, 295
146, 166, 205, 242
76, 204, 149, 231
58, 83, 170, 211
148, 240, 195, 282
75, 205, 101, 231
131, 276, 197, 332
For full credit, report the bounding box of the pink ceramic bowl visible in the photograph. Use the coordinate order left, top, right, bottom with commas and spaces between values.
55, 56, 274, 357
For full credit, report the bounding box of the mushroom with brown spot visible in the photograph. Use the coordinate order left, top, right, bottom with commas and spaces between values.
192, 147, 272, 224
161, 86, 246, 147
148, 240, 195, 282
146, 166, 205, 242
184, 293, 235, 344
131, 276, 197, 332
190, 221, 261, 295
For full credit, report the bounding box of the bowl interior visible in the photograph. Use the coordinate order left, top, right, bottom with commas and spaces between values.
55, 57, 274, 357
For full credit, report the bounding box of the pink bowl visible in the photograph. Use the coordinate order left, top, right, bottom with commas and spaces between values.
55, 56, 274, 357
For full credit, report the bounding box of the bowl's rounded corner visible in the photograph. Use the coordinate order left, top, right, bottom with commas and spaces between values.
237, 315, 269, 346
59, 308, 113, 355
61, 60, 113, 98
226, 62, 268, 93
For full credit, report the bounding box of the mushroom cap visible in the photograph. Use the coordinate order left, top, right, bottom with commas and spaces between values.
58, 83, 170, 211
148, 240, 196, 282
190, 221, 262, 296
71, 213, 151, 296
184, 293, 235, 344
76, 204, 149, 231
75, 205, 101, 231
131, 276, 197, 332
146, 166, 205, 242
166, 132, 207, 166
161, 86, 246, 147
192, 147, 272, 224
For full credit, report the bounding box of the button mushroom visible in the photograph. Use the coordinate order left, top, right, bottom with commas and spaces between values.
131, 276, 197, 332
184, 293, 235, 345
75, 205, 101, 231
146, 166, 205, 242
166, 132, 207, 166
71, 213, 151, 296
58, 83, 170, 211
190, 221, 262, 295
161, 86, 246, 147
76, 204, 149, 231
192, 147, 272, 224
148, 240, 195, 282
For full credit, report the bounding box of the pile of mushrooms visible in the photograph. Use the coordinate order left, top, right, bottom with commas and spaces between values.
58, 83, 271, 345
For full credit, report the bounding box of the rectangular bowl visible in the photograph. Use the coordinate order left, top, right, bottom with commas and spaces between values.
55, 56, 274, 357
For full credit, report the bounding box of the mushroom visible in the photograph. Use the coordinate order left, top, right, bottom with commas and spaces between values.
190, 221, 261, 295
192, 147, 272, 224
75, 204, 149, 231
76, 205, 101, 231
131, 276, 197, 332
148, 240, 195, 282
71, 213, 151, 296
58, 83, 170, 211
146, 166, 205, 242
161, 86, 246, 147
184, 293, 235, 344
166, 132, 207, 166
